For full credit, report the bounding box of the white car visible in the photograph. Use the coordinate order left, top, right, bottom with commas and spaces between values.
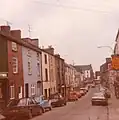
91, 92, 108, 106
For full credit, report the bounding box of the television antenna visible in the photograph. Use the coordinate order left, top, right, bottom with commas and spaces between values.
28, 24, 32, 37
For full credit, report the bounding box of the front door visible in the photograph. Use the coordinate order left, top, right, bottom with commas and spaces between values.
25, 83, 29, 98
0, 80, 7, 109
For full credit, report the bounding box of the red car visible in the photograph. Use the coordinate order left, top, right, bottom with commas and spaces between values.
2, 98, 44, 120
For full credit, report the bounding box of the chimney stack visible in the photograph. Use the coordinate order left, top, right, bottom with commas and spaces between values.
10, 30, 21, 39
106, 58, 111, 63
43, 45, 54, 54
31, 39, 39, 47
0, 26, 10, 35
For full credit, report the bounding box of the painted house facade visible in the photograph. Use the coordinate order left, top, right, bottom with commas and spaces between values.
22, 38, 42, 98
55, 54, 66, 97
41, 50, 50, 98
43, 46, 57, 95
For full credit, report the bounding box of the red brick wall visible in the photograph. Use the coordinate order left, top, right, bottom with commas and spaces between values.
7, 36, 24, 100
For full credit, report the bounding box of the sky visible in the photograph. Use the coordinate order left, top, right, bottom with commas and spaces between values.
0, 0, 119, 71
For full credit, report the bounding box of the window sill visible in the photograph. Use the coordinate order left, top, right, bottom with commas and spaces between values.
12, 49, 17, 52
10, 98, 15, 100
13, 72, 18, 74
28, 73, 32, 75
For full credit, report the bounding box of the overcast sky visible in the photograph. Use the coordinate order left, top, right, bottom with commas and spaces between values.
0, 0, 119, 71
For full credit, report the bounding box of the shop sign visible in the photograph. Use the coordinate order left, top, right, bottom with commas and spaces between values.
112, 55, 119, 70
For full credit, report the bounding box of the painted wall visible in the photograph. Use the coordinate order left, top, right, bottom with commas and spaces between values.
41, 51, 50, 97
22, 46, 42, 97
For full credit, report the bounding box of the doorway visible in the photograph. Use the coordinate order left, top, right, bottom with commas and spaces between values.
25, 83, 29, 98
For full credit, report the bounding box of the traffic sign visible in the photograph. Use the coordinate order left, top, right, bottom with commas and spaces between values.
112, 55, 119, 70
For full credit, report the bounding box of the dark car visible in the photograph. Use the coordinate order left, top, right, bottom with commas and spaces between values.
49, 93, 67, 107
0, 114, 5, 120
2, 98, 44, 120
104, 89, 111, 98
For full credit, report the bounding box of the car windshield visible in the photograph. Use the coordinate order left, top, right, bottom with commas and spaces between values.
7, 99, 19, 107
17, 98, 29, 106
93, 93, 104, 98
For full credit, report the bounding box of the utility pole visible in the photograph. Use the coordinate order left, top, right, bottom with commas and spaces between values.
28, 24, 32, 37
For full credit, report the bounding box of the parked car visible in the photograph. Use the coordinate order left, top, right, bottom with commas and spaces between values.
49, 93, 67, 107
91, 92, 108, 106
2, 98, 44, 120
100, 87, 111, 98
80, 90, 85, 96
34, 95, 52, 111
75, 91, 82, 98
105, 90, 111, 98
80, 88, 87, 94
91, 84, 95, 88
85, 86, 89, 92
0, 114, 5, 120
68, 92, 78, 101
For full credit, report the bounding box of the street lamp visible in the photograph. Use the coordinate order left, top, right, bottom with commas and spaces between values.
97, 46, 114, 54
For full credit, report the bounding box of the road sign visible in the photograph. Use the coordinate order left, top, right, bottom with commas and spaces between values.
112, 55, 119, 70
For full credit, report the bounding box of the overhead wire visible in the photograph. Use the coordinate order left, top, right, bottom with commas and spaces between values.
32, 0, 113, 15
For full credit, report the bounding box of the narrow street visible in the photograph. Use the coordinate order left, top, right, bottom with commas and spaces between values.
32, 87, 119, 120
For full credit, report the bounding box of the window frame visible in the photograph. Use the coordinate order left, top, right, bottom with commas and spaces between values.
28, 57, 32, 75
37, 62, 40, 76
12, 42, 17, 51
45, 68, 48, 81
12, 57, 18, 74
31, 84, 35, 96
10, 85, 15, 99
44, 54, 47, 64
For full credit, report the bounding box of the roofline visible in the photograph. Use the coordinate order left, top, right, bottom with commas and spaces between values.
0, 31, 64, 58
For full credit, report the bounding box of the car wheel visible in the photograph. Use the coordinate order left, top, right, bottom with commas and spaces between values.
92, 102, 94, 106
39, 107, 43, 115
49, 107, 52, 111
28, 110, 33, 119
64, 102, 66, 106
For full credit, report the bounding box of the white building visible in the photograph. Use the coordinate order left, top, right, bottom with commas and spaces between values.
43, 46, 57, 95
41, 50, 50, 98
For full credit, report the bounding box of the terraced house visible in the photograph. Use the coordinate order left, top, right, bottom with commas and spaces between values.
41, 48, 50, 98
43, 46, 57, 95
0, 26, 44, 109
22, 38, 42, 98
0, 26, 24, 108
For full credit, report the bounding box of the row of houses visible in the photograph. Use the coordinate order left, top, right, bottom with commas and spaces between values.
0, 26, 94, 108
99, 29, 119, 89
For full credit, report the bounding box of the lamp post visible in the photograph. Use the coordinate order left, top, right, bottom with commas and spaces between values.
97, 46, 114, 55
97, 45, 114, 89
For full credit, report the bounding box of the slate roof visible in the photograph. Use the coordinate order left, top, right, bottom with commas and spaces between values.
74, 64, 92, 72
